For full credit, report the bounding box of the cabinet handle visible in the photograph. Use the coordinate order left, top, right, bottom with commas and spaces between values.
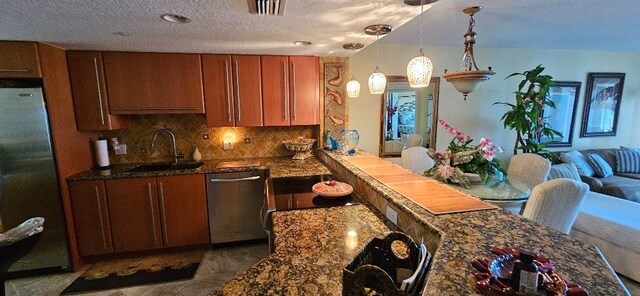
234, 60, 241, 122
158, 182, 168, 246
0, 69, 29, 72
291, 62, 297, 120
93, 58, 105, 125
147, 183, 159, 246
282, 61, 288, 120
209, 175, 261, 183
224, 60, 232, 123
112, 107, 200, 111
94, 186, 107, 250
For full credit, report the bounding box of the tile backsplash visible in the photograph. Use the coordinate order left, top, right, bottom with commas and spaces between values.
101, 115, 319, 164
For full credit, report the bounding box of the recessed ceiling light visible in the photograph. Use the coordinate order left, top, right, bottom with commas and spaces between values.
294, 41, 312, 46
112, 32, 129, 36
161, 13, 191, 23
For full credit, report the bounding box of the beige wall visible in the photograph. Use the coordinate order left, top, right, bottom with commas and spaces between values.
350, 42, 640, 158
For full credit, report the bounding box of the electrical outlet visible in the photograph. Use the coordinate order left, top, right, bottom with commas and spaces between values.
114, 144, 127, 155
385, 206, 398, 225
244, 138, 251, 144
223, 141, 233, 150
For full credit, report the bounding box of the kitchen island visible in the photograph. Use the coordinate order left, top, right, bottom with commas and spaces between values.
214, 150, 629, 295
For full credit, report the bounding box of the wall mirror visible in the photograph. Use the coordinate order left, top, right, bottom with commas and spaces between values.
379, 76, 440, 157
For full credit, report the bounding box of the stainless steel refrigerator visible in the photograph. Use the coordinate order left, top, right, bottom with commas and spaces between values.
0, 79, 71, 274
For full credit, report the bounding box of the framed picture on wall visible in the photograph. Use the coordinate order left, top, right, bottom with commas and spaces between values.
580, 72, 625, 137
540, 81, 580, 147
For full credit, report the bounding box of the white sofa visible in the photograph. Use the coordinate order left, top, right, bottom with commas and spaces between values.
570, 191, 640, 282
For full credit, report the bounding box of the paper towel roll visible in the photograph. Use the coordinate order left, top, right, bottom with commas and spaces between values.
95, 139, 110, 168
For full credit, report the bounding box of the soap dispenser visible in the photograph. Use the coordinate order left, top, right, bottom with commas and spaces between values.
192, 147, 202, 161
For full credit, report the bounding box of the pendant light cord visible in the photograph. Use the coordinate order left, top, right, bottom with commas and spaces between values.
419, 1, 424, 50
376, 34, 380, 71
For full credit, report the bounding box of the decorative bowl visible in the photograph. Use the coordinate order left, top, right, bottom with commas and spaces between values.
283, 138, 316, 160
312, 181, 353, 198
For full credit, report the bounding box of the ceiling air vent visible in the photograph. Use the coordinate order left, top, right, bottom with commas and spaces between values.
248, 0, 286, 16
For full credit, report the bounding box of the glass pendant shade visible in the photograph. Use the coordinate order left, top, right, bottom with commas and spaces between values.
407, 49, 433, 88
368, 68, 386, 95
346, 77, 361, 98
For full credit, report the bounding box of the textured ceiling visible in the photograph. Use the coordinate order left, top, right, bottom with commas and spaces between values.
1, 0, 638, 56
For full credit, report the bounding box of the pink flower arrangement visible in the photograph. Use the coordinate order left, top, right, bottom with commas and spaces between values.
427, 120, 507, 187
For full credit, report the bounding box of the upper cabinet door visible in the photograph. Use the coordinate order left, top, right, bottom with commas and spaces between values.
67, 51, 128, 131
202, 55, 235, 127
289, 56, 320, 125
262, 56, 290, 126
0, 41, 41, 78
103, 52, 204, 114
232, 55, 263, 127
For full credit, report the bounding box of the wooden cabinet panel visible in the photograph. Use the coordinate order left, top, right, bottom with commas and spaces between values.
69, 180, 113, 256
262, 56, 290, 126
232, 55, 263, 127
103, 52, 204, 114
202, 55, 235, 127
67, 51, 128, 131
0, 41, 41, 78
106, 178, 162, 252
289, 56, 320, 125
157, 175, 209, 248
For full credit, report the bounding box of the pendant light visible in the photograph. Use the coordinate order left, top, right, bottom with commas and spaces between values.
442, 6, 495, 100
365, 24, 392, 95
343, 43, 364, 98
405, 0, 433, 88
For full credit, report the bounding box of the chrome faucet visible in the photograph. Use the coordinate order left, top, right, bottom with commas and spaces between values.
151, 128, 184, 164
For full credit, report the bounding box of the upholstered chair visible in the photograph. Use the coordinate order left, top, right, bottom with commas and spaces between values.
406, 134, 423, 148
401, 147, 435, 174
507, 153, 552, 190
384, 140, 404, 154
522, 178, 589, 234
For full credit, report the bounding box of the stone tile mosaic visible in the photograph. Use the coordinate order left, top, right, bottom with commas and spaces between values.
99, 114, 319, 164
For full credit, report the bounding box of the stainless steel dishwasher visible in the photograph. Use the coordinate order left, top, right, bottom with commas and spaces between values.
206, 171, 267, 244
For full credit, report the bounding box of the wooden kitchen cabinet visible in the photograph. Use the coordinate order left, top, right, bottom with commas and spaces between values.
103, 52, 204, 114
262, 56, 290, 126
106, 177, 163, 252
157, 175, 209, 248
69, 180, 114, 256
0, 41, 41, 78
67, 51, 128, 131
289, 56, 320, 125
203, 54, 263, 127
262, 56, 319, 126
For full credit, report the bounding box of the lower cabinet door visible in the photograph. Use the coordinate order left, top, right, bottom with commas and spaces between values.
106, 177, 163, 252
69, 180, 113, 256
157, 175, 209, 247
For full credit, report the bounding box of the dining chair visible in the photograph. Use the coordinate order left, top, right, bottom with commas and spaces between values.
522, 178, 589, 234
406, 134, 423, 148
401, 147, 435, 174
507, 153, 552, 190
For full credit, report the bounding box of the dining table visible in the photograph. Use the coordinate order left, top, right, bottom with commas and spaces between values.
455, 176, 531, 212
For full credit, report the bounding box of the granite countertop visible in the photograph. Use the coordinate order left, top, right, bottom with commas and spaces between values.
318, 150, 629, 295
66, 156, 331, 181
213, 204, 400, 295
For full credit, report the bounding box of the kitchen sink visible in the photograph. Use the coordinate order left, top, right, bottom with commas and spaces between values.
126, 162, 204, 173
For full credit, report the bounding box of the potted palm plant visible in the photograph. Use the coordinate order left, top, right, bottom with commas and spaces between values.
494, 65, 562, 160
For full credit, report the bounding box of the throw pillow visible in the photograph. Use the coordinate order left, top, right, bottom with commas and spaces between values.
560, 150, 595, 177
586, 154, 614, 178
620, 146, 640, 153
616, 151, 640, 173
548, 163, 581, 181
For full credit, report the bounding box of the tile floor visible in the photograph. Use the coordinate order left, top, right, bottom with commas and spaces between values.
6, 242, 269, 296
